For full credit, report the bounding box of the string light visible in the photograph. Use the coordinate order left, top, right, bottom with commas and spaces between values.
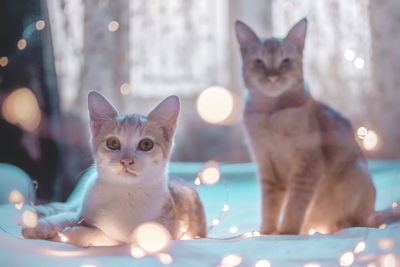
354, 241, 366, 254
0, 56, 8, 67
308, 228, 316, 235
212, 219, 220, 226
254, 259, 271, 267
354, 57, 365, 70
21, 210, 38, 228
200, 161, 220, 185
344, 49, 356, 61
132, 222, 171, 253
108, 20, 119, 32
377, 238, 395, 251
220, 254, 242, 267
229, 226, 238, 234
8, 189, 25, 209
58, 232, 69, 243
392, 202, 398, 209
339, 251, 355, 266
196, 86, 234, 124
194, 177, 201, 186
357, 126, 368, 139
130, 246, 145, 258
382, 253, 396, 267
222, 204, 229, 212
17, 39, 27, 50
363, 130, 378, 150
120, 83, 131, 95
36, 20, 45, 31
157, 253, 173, 265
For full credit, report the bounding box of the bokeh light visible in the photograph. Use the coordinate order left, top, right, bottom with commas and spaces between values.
130, 246, 145, 258
108, 20, 119, 32
254, 259, 271, 267
212, 218, 220, 226
132, 222, 171, 253
17, 39, 27, 50
354, 57, 365, 70
200, 160, 220, 185
222, 204, 229, 212
357, 126, 368, 139
157, 253, 173, 265
36, 20, 46, 30
0, 56, 8, 67
344, 49, 355, 61
221, 254, 242, 267
392, 202, 398, 209
377, 238, 395, 251
382, 253, 396, 267
303, 263, 321, 267
120, 83, 131, 95
22, 210, 38, 228
229, 226, 238, 233
339, 251, 355, 266
363, 130, 378, 151
308, 228, 316, 235
2, 88, 41, 132
354, 241, 366, 254
196, 86, 234, 124
8, 189, 24, 204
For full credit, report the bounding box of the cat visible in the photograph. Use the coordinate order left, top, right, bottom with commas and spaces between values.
235, 18, 378, 235
22, 91, 207, 246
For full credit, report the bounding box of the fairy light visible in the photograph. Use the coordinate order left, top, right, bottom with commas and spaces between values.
339, 251, 355, 266
354, 57, 365, 70
354, 241, 366, 254
9, 189, 24, 205
229, 226, 238, 234
22, 210, 38, 228
392, 202, 398, 209
196, 86, 234, 124
253, 231, 260, 237
0, 56, 8, 67
200, 161, 220, 185
363, 130, 378, 150
303, 263, 321, 267
254, 259, 271, 267
379, 224, 387, 229
157, 253, 173, 265
222, 204, 229, 212
132, 222, 171, 253
382, 253, 396, 267
357, 127, 368, 139
58, 232, 69, 243
344, 49, 356, 61
17, 39, 27, 50
212, 219, 220, 226
194, 177, 201, 186
120, 83, 131, 95
221, 254, 242, 267
308, 228, 316, 235
36, 20, 45, 30
130, 246, 145, 258
377, 238, 395, 251
108, 20, 119, 32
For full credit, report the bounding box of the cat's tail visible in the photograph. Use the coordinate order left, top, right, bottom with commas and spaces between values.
367, 205, 400, 228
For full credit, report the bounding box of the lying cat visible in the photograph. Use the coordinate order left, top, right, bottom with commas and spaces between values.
235, 18, 377, 235
22, 91, 207, 246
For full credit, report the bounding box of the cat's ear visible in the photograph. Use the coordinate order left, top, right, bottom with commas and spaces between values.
235, 20, 259, 52
148, 95, 180, 141
88, 91, 118, 135
284, 18, 307, 51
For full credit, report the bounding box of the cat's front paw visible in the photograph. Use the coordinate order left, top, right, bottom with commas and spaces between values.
22, 219, 58, 240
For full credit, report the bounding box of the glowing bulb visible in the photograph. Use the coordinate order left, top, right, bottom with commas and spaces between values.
157, 253, 173, 265
17, 39, 27, 50
130, 246, 145, 258
303, 263, 321, 267
339, 252, 355, 266
308, 228, 316, 235
379, 224, 387, 229
132, 222, 171, 253
222, 204, 229, 212
120, 83, 131, 95
354, 57, 365, 70
229, 226, 238, 233
180, 227, 187, 233
382, 253, 396, 267
200, 161, 220, 185
9, 189, 24, 204
196, 86, 234, 124
392, 202, 398, 209
344, 49, 356, 61
194, 177, 201, 186
252, 231, 261, 237
14, 203, 24, 210
22, 210, 38, 228
363, 130, 378, 151
357, 127, 368, 139
243, 232, 253, 238
221, 254, 242, 267
354, 241, 366, 254
59, 233, 69, 242
377, 238, 395, 251
180, 233, 193, 240
36, 20, 45, 30
2, 88, 41, 131
108, 20, 119, 32
212, 219, 220, 226
0, 56, 8, 67
254, 259, 271, 267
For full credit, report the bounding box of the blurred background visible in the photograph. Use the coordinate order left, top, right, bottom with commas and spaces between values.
0, 0, 399, 201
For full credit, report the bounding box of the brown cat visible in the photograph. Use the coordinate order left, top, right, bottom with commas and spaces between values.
235, 18, 377, 235
22, 91, 207, 246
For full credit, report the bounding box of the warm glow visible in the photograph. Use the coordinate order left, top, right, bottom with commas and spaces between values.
308, 228, 316, 235
354, 57, 365, 70
200, 161, 220, 185
357, 126, 368, 139
303, 263, 321, 267
108, 20, 119, 32
17, 39, 27, 50
254, 259, 271, 267
221, 254, 242, 267
392, 202, 398, 209
354, 241, 366, 254
344, 49, 356, 61
180, 233, 193, 240
0, 56, 8, 67
363, 130, 378, 151
157, 253, 173, 265
382, 253, 396, 267
196, 86, 234, 124
59, 233, 69, 243
366, 264, 377, 267
120, 83, 131, 95
229, 226, 238, 234
8, 189, 24, 204
22, 210, 38, 228
222, 204, 229, 212
194, 177, 201, 186
14, 203, 24, 210
339, 252, 355, 266
377, 238, 395, 251
379, 224, 387, 229
130, 246, 145, 258
36, 20, 46, 30
212, 219, 220, 226
132, 222, 171, 253
253, 231, 261, 237
2, 88, 41, 131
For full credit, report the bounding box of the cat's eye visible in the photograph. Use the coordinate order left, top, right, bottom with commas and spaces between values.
254, 59, 265, 69
138, 138, 154, 151
106, 137, 121, 150
281, 58, 291, 68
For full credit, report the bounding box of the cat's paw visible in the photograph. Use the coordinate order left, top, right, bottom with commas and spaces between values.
22, 219, 58, 240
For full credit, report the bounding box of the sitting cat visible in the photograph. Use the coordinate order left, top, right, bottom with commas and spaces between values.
22, 91, 207, 246
235, 18, 377, 235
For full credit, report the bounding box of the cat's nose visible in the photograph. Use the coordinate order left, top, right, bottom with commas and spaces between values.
120, 158, 134, 166
268, 75, 279, 83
